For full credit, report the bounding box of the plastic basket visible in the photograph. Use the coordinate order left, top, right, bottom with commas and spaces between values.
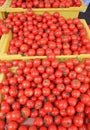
5, 0, 86, 19
0, 55, 90, 103
0, 13, 3, 20
0, 13, 5, 52
1, 17, 90, 61
0, 0, 8, 19
0, 34, 6, 54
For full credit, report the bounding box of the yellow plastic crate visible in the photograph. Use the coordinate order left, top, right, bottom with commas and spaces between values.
0, 13, 3, 19
0, 34, 6, 54
0, 13, 5, 52
5, 0, 86, 19
1, 17, 90, 61
0, 56, 90, 103
0, 0, 8, 19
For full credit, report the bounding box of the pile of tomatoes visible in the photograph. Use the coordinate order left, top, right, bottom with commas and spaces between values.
0, 0, 6, 6
0, 57, 90, 130
10, 0, 82, 8
4, 11, 90, 56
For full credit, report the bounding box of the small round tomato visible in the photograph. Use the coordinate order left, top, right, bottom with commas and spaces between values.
71, 79, 81, 89
62, 117, 72, 127
44, 102, 53, 113
34, 117, 43, 127
8, 121, 18, 130
1, 101, 10, 113
12, 110, 21, 121
12, 102, 20, 110
54, 115, 61, 125
67, 106, 75, 116
44, 115, 53, 126
73, 116, 83, 127
21, 107, 30, 118
58, 100, 68, 109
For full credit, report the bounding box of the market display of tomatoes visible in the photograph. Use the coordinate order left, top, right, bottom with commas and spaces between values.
10, 0, 82, 8
0, 0, 6, 6
4, 11, 90, 56
0, 58, 90, 129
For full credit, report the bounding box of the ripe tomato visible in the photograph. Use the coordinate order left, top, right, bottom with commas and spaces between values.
44, 115, 53, 126
71, 79, 81, 89
67, 106, 75, 116
62, 117, 72, 127
12, 102, 20, 110
8, 121, 18, 130
73, 116, 83, 127
54, 115, 61, 125
44, 102, 53, 113
12, 110, 21, 121
34, 117, 43, 127
1, 101, 10, 113
58, 100, 68, 109
21, 107, 30, 118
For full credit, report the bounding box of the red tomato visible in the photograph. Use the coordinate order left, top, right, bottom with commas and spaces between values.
62, 117, 72, 127
34, 117, 43, 127
73, 116, 83, 127
8, 121, 18, 130
44, 115, 53, 126
1, 101, 10, 113
21, 107, 31, 118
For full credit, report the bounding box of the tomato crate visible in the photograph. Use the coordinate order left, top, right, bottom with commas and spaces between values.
1, 12, 90, 61
0, 56, 90, 103
5, 0, 87, 18
0, 13, 3, 20
0, 57, 90, 130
